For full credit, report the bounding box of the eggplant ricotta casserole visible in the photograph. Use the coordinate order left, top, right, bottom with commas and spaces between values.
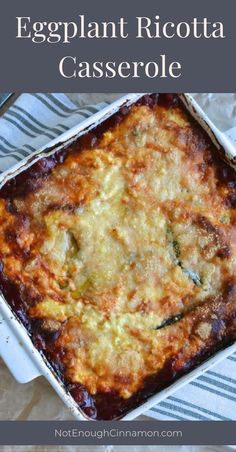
0, 94, 235, 419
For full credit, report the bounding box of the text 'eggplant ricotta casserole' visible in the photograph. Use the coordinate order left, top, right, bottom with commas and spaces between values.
0, 94, 236, 419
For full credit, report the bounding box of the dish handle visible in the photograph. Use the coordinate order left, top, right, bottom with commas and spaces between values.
0, 314, 42, 383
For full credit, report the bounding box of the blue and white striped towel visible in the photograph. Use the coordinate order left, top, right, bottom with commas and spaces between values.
0, 92, 235, 421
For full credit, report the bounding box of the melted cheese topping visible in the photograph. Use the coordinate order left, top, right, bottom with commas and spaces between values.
0, 101, 236, 400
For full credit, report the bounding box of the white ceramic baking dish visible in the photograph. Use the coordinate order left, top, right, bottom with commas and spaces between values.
0, 93, 236, 421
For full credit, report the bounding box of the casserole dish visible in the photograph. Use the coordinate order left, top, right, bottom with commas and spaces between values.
0, 93, 236, 421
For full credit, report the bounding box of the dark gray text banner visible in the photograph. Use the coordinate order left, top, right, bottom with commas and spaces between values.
0, 421, 235, 445
0, 0, 235, 92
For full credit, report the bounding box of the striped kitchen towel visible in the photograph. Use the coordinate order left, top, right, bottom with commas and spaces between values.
0, 92, 235, 421
0, 93, 108, 173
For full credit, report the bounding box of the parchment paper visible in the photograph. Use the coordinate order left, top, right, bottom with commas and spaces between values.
0, 93, 235, 452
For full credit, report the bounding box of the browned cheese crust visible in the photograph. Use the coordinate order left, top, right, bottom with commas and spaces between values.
0, 94, 235, 419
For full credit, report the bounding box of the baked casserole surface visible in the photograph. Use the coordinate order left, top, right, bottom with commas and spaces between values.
0, 94, 235, 419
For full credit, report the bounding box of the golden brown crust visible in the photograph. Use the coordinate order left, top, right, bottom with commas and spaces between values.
0, 93, 235, 419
